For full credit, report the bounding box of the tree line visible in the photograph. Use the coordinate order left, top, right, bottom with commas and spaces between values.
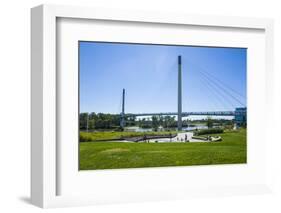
80, 112, 234, 131
80, 113, 120, 130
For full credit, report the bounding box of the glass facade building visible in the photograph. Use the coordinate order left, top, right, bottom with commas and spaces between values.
234, 107, 247, 127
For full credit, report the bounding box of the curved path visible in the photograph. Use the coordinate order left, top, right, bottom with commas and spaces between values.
148, 132, 207, 143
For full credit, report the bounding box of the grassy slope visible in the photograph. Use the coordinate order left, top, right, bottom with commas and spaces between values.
79, 129, 246, 170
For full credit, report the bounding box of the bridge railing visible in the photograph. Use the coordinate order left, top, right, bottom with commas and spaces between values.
124, 111, 235, 117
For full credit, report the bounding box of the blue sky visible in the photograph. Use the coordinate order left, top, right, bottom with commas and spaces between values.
79, 41, 246, 114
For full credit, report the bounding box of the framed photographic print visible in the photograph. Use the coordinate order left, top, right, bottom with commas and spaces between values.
31, 4, 274, 208
78, 41, 247, 170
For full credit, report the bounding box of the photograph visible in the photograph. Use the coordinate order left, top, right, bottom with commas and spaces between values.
78, 41, 247, 170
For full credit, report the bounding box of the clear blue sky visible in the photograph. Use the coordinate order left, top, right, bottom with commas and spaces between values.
79, 41, 246, 114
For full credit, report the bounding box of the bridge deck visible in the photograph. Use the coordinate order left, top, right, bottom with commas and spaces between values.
125, 111, 235, 117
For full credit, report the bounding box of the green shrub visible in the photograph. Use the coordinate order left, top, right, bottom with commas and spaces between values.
194, 128, 223, 136
79, 133, 92, 142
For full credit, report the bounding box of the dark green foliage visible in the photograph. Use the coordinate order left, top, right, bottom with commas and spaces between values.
206, 116, 214, 129
79, 113, 120, 130
152, 115, 159, 131
194, 128, 224, 136
79, 130, 178, 142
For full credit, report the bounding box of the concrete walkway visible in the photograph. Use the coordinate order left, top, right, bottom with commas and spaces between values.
148, 132, 207, 143
113, 132, 208, 143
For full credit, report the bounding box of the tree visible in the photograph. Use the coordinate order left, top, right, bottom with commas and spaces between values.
88, 119, 95, 130
79, 113, 89, 130
206, 116, 214, 129
127, 115, 136, 126
159, 116, 164, 127
152, 116, 159, 131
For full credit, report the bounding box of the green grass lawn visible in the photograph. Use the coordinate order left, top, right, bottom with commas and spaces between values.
79, 129, 246, 170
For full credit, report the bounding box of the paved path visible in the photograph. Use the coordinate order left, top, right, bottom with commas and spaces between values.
109, 132, 208, 143
115, 132, 208, 143
148, 132, 207, 143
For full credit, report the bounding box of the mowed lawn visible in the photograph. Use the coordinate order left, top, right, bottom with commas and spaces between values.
79, 129, 246, 170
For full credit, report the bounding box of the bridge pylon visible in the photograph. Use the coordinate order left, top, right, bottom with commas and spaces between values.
178, 55, 182, 131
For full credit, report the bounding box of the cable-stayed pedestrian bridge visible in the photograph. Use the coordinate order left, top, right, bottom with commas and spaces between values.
117, 55, 247, 129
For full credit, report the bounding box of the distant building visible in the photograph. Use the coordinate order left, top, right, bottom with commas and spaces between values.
234, 107, 247, 127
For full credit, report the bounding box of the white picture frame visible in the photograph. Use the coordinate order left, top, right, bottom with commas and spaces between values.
31, 4, 274, 208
